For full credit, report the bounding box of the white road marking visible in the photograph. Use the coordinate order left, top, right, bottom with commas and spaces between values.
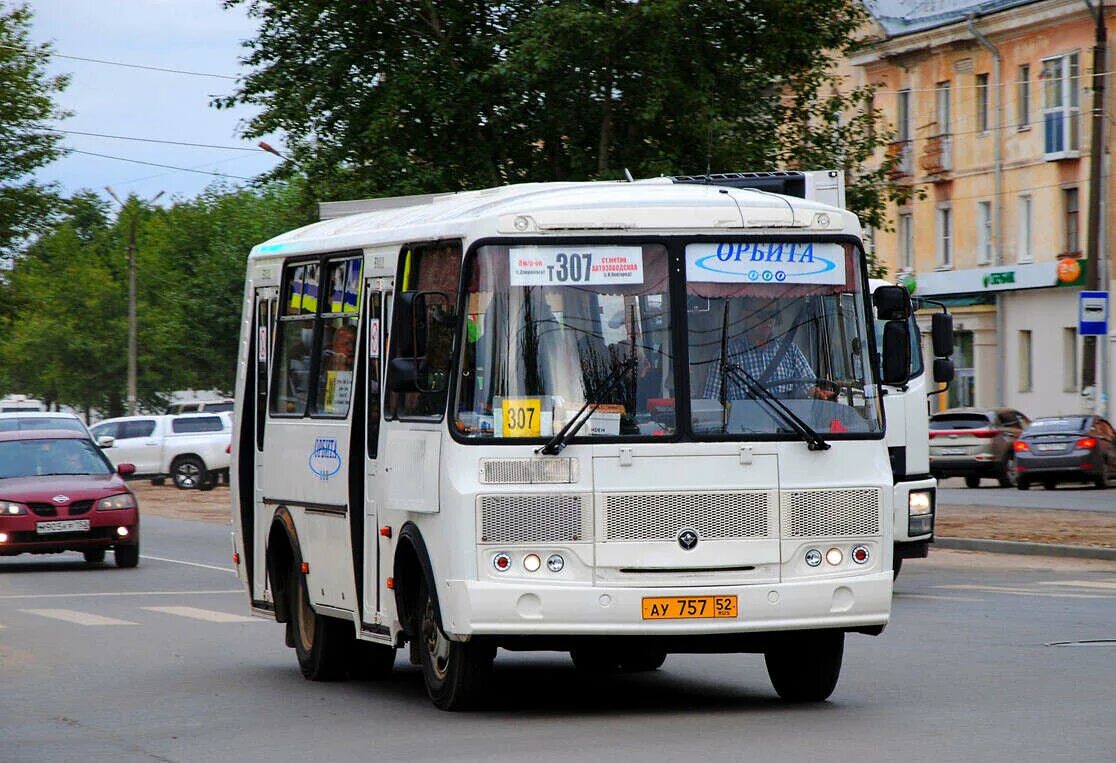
137, 554, 234, 573
21, 609, 137, 626
1036, 580, 1116, 590
936, 584, 1111, 599
143, 606, 258, 623
896, 593, 985, 602
0, 589, 242, 600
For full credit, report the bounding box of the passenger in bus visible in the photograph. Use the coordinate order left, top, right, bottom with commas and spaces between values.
702, 302, 834, 401
325, 323, 357, 371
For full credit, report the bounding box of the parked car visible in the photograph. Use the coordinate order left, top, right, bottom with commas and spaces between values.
1014, 415, 1116, 490
0, 429, 140, 567
90, 413, 231, 490
0, 411, 93, 438
929, 407, 1030, 488
165, 399, 234, 415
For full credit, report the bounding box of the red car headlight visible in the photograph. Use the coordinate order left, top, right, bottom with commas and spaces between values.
96, 493, 137, 511
0, 500, 28, 516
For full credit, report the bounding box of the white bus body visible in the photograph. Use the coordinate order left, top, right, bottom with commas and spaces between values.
231, 173, 910, 709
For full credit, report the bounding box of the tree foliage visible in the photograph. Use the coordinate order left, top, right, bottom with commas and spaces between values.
221, 0, 909, 265
0, 183, 311, 413
0, 2, 69, 263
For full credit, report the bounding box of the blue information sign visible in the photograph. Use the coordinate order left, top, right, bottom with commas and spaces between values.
1079, 291, 1109, 336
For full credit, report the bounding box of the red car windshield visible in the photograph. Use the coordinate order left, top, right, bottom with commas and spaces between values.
0, 439, 114, 479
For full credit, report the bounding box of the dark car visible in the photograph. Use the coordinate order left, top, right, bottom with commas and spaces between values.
1015, 416, 1116, 490
929, 408, 1029, 488
0, 430, 140, 567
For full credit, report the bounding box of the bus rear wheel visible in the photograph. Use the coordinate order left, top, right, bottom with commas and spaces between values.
764, 630, 844, 702
289, 562, 351, 681
416, 578, 493, 710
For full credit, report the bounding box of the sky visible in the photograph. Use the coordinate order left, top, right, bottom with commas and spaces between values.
27, 0, 282, 205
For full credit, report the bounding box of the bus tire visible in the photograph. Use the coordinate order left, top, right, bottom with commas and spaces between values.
289, 562, 351, 681
764, 630, 843, 702
416, 577, 493, 710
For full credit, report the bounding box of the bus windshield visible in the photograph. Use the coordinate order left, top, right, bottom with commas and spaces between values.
453, 240, 881, 441
455, 243, 672, 439
685, 242, 881, 437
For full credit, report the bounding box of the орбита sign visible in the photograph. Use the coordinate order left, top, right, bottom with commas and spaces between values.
685, 242, 847, 286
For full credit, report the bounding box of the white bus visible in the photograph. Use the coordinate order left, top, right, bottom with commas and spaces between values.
230, 171, 917, 710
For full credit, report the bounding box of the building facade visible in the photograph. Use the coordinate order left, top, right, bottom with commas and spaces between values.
849, 0, 1113, 418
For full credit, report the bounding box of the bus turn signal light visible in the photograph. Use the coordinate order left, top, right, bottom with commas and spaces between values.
380, 525, 392, 538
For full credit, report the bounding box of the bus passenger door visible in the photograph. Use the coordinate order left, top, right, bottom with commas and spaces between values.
362, 282, 387, 628
252, 286, 278, 604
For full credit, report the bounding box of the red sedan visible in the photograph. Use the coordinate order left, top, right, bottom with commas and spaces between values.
0, 429, 140, 567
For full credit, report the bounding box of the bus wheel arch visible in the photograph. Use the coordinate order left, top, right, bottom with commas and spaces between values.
265, 508, 300, 625
393, 523, 442, 639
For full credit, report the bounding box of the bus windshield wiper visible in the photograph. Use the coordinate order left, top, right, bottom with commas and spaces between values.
723, 362, 831, 451
537, 357, 638, 455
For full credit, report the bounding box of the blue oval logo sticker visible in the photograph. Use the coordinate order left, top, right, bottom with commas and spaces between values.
309, 437, 342, 480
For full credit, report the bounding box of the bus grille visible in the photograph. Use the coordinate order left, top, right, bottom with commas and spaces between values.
479, 458, 578, 484
477, 494, 591, 544
601, 491, 771, 542
782, 488, 881, 537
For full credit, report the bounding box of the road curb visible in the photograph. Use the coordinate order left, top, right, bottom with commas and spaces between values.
936, 537, 1116, 561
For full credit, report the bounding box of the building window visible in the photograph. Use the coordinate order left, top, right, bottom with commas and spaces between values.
933, 81, 953, 170
1017, 195, 1033, 262
1018, 330, 1033, 392
976, 73, 990, 133
1042, 52, 1080, 157
936, 206, 952, 268
977, 201, 993, 264
895, 88, 912, 173
1017, 64, 1031, 129
1064, 187, 1080, 254
1063, 327, 1078, 392
899, 212, 914, 270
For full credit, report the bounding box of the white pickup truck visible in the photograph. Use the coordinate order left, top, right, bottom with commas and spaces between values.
90, 413, 231, 490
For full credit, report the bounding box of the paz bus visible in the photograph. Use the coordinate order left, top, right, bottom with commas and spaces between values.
230, 170, 921, 710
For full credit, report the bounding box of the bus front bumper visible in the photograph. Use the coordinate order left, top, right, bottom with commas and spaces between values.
440, 573, 892, 637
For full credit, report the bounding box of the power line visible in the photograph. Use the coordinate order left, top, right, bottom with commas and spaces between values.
69, 149, 251, 180
0, 42, 237, 80
42, 126, 260, 152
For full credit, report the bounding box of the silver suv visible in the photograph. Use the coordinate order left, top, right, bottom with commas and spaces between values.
929, 408, 1029, 488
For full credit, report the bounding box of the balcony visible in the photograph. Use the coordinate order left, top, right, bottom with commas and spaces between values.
920, 134, 952, 179
886, 140, 913, 179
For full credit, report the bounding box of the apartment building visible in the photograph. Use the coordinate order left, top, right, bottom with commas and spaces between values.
848, 0, 1111, 417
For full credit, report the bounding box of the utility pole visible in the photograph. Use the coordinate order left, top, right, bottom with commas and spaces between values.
105, 187, 164, 416
1083, 0, 1106, 406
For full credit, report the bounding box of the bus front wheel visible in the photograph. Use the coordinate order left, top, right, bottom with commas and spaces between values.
416, 578, 494, 710
764, 630, 844, 702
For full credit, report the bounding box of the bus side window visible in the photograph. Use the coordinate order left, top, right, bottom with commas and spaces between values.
386, 241, 462, 420
271, 262, 318, 416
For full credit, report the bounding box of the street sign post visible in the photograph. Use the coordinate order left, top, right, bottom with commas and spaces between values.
1079, 291, 1109, 336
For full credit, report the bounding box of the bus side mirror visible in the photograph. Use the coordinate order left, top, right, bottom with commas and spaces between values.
388, 356, 430, 393
933, 357, 955, 384
386, 290, 454, 394
881, 319, 912, 385
931, 312, 954, 357
873, 285, 913, 320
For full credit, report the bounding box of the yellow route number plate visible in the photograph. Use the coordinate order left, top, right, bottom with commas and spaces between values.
501, 398, 542, 437
641, 595, 738, 620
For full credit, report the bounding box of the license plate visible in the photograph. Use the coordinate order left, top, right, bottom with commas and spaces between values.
1036, 444, 1064, 452
641, 595, 738, 620
36, 519, 91, 535
940, 448, 967, 455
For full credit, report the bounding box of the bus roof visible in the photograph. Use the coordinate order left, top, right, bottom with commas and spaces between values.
248, 179, 860, 261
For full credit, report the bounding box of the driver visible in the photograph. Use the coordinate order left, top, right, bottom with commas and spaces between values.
702, 302, 834, 400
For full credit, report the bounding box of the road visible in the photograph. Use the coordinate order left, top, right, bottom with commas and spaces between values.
2, 515, 1115, 763
939, 476, 1116, 513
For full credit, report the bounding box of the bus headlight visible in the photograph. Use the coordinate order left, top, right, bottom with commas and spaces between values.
908, 489, 934, 536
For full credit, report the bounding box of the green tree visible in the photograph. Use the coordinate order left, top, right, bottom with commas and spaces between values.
0, 2, 69, 264
220, 0, 909, 254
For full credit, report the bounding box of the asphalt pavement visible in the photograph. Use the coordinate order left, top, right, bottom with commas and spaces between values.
938, 477, 1116, 513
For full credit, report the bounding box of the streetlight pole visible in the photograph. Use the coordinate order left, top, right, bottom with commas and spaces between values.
1083, 0, 1106, 411
105, 187, 164, 416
